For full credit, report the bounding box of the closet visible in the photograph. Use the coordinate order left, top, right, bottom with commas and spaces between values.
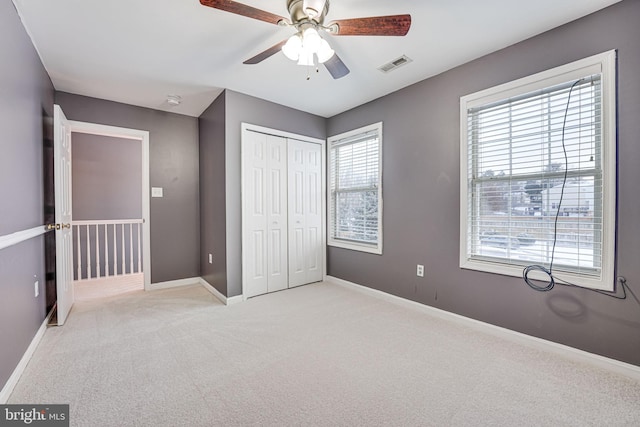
241, 127, 324, 299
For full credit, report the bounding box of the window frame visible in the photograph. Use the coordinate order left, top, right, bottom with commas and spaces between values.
459, 50, 617, 291
328, 122, 383, 255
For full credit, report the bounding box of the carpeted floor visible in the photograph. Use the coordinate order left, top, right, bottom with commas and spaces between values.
8, 282, 640, 426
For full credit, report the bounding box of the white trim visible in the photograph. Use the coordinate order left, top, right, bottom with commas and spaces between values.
240, 124, 325, 145
321, 137, 328, 279
67, 120, 151, 291
327, 122, 383, 255
199, 278, 227, 304
199, 277, 244, 305
459, 50, 617, 291
0, 308, 54, 404
72, 219, 143, 226
148, 277, 200, 291
0, 226, 48, 251
325, 275, 640, 380
226, 295, 244, 305
240, 123, 327, 301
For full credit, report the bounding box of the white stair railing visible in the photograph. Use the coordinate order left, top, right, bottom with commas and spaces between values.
72, 219, 143, 281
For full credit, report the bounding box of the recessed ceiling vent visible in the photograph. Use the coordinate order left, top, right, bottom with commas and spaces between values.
378, 55, 413, 73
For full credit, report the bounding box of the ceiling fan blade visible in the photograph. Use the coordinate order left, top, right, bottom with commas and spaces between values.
200, 0, 288, 26
328, 14, 412, 36
324, 54, 350, 79
243, 40, 288, 65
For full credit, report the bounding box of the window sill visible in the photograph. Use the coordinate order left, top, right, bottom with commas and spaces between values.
460, 257, 613, 291
329, 239, 382, 255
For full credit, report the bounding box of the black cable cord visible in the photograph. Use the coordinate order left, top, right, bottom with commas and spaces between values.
555, 276, 629, 300
522, 79, 628, 300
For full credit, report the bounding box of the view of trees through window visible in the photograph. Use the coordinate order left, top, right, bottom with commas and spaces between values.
330, 135, 380, 245
468, 76, 602, 273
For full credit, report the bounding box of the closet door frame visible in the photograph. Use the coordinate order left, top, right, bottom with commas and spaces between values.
240, 123, 327, 300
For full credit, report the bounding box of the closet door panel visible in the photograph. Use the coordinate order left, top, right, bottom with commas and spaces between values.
305, 144, 323, 283
243, 131, 269, 298
288, 139, 323, 287
266, 135, 288, 293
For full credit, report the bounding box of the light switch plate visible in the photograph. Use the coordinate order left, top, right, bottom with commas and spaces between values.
151, 187, 163, 198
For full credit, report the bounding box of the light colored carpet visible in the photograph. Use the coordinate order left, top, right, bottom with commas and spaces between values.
8, 282, 640, 426
74, 273, 144, 301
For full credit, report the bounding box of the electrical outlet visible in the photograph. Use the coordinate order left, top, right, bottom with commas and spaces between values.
34, 281, 39, 297
208, 253, 213, 264
416, 265, 424, 277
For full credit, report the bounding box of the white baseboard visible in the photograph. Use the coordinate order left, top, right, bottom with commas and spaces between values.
324, 275, 640, 381
0, 309, 54, 404
226, 295, 244, 305
199, 278, 226, 305
199, 278, 244, 306
148, 277, 200, 291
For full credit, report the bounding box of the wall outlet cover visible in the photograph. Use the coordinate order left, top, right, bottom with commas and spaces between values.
151, 187, 163, 198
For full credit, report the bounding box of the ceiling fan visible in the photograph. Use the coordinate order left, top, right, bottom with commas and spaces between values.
199, 0, 412, 79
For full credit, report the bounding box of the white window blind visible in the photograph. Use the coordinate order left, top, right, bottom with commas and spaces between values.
460, 51, 616, 290
328, 123, 382, 254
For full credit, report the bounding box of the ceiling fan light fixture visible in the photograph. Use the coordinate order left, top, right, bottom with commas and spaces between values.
282, 27, 334, 66
297, 50, 315, 67
282, 34, 303, 61
316, 39, 335, 63
301, 27, 322, 52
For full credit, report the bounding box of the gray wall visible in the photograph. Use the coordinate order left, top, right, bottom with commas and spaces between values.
56, 92, 200, 284
199, 91, 227, 296
72, 133, 142, 220
326, 0, 640, 366
0, 0, 54, 390
224, 90, 326, 297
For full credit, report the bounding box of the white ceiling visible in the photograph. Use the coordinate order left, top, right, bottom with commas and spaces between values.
13, 0, 621, 118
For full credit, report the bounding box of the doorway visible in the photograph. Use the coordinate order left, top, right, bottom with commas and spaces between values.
68, 120, 151, 298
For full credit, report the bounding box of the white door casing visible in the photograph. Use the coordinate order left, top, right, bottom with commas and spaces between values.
288, 139, 323, 287
53, 105, 74, 325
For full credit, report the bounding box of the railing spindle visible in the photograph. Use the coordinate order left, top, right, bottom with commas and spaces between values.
86, 224, 91, 280
95, 223, 101, 278
129, 224, 134, 274
76, 225, 82, 281
113, 223, 117, 276
104, 224, 109, 277
137, 223, 142, 274
121, 224, 125, 275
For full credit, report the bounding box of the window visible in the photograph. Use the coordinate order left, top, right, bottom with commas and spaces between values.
460, 51, 616, 290
328, 122, 383, 254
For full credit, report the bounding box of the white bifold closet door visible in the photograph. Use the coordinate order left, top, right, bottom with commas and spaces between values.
243, 130, 323, 299
243, 132, 289, 297
288, 139, 323, 287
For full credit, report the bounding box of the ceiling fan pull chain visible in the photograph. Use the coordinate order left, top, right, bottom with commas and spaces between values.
307, 61, 315, 80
